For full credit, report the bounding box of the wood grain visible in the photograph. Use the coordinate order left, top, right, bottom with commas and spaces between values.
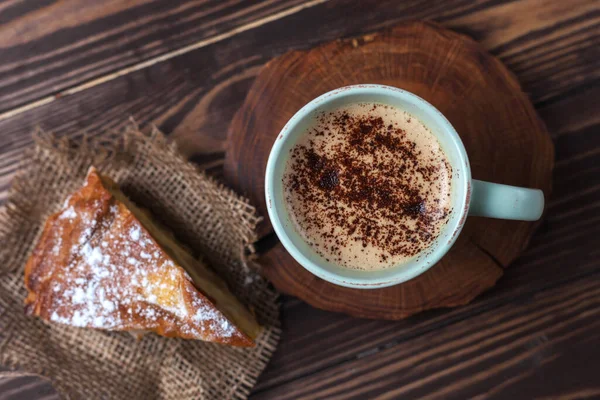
0, 375, 57, 400
251, 275, 600, 399
224, 21, 553, 319
0, 0, 596, 201
250, 84, 600, 391
0, 0, 596, 202
256, 238, 600, 393
0, 1, 598, 399
0, 0, 597, 118
0, 0, 318, 113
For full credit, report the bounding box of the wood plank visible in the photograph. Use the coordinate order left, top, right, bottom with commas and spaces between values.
5, 243, 600, 399
0, 0, 597, 204
255, 240, 600, 392
0, 375, 58, 400
1, 84, 600, 396
1, 0, 597, 125
1, 20, 598, 397
0, 0, 318, 112
251, 275, 600, 399
248, 86, 600, 390
445, 0, 600, 103
0, 1, 598, 398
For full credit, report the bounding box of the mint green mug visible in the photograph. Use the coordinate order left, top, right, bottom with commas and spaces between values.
265, 85, 544, 289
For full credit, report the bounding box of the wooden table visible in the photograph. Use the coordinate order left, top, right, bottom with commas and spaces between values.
0, 1, 598, 399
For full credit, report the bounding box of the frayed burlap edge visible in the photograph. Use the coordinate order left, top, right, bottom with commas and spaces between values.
0, 121, 280, 400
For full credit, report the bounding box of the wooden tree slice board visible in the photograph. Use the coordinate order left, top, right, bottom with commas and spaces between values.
224, 21, 553, 320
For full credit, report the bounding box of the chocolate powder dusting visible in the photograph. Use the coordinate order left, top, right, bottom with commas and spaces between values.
284, 103, 452, 270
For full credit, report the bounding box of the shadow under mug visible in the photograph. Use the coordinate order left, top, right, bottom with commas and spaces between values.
265, 85, 544, 289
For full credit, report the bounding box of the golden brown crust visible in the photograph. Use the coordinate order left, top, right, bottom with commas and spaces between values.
24, 167, 256, 347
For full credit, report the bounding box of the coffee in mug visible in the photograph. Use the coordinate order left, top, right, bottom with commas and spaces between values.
283, 103, 452, 271
266, 85, 544, 288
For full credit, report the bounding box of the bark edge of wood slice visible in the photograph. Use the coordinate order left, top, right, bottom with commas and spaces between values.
224, 21, 553, 320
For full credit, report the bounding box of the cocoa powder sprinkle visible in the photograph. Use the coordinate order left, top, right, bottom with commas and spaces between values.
284, 103, 452, 270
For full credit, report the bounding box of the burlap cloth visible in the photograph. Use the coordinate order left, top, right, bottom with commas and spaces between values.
0, 123, 280, 399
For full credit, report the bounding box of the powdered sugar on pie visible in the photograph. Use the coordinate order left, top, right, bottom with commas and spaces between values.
24, 168, 249, 345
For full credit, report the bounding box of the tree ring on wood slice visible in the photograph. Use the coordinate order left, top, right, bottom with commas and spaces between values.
224, 21, 553, 320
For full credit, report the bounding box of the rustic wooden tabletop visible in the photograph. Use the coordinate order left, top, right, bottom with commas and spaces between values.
0, 1, 598, 399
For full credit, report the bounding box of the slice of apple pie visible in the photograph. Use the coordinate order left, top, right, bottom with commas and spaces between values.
24, 167, 260, 347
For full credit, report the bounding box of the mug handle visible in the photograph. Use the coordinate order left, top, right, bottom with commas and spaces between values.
469, 180, 545, 221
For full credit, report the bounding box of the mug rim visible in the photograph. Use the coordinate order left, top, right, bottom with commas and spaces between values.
265, 84, 472, 289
